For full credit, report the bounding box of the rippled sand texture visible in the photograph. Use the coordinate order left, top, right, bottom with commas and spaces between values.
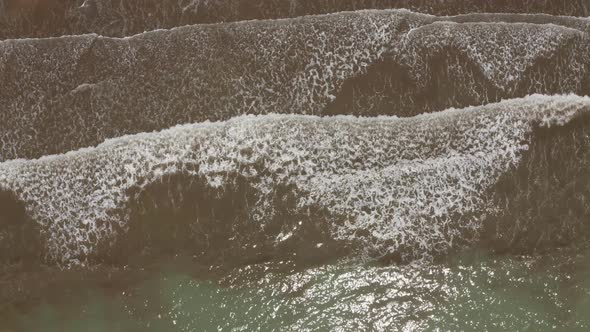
2, 10, 590, 161
1, 0, 590, 39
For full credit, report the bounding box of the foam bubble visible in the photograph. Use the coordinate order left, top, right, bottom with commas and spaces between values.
1, 94, 589, 266
3, 11, 590, 161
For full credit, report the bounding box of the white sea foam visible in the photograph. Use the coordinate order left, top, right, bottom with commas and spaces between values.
3, 11, 590, 162
398, 22, 587, 91
0, 95, 589, 265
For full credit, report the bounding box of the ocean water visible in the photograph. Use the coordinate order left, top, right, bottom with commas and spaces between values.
4, 244, 590, 331
2, 1, 590, 331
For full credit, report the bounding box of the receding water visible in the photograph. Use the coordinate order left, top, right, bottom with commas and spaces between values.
3, 243, 590, 332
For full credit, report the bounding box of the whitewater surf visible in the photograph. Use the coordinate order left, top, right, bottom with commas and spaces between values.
2, 3, 590, 331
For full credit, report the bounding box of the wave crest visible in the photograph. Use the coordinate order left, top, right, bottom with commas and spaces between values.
2, 11, 590, 161
2, 0, 590, 39
1, 95, 589, 266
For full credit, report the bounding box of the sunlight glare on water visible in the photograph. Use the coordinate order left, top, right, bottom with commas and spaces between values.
6, 244, 590, 331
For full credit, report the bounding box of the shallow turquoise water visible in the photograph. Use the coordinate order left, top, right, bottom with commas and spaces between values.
4, 244, 590, 332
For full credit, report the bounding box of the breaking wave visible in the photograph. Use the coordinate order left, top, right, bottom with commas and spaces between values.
2, 0, 590, 39
2, 10, 590, 161
328, 22, 590, 116
1, 95, 589, 267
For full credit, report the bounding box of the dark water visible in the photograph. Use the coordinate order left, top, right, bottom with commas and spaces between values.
2, 2, 590, 332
